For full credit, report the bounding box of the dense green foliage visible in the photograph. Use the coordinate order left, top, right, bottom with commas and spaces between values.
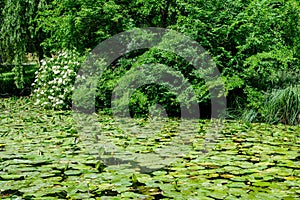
0, 0, 299, 124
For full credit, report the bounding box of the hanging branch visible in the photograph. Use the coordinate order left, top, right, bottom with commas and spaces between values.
0, 0, 45, 88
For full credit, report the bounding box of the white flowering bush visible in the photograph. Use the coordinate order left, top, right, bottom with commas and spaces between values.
32, 50, 84, 109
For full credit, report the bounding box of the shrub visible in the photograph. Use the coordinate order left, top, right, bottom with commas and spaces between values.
32, 50, 84, 109
97, 46, 220, 118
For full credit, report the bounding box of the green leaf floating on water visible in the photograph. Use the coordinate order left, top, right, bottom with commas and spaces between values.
0, 174, 25, 180
254, 181, 273, 187
208, 190, 228, 199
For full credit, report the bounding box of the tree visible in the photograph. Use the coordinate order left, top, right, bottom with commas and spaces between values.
36, 0, 127, 54
0, 0, 46, 88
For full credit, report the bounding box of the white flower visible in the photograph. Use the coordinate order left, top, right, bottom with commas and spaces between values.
67, 69, 72, 74
41, 59, 46, 66
64, 65, 68, 69
58, 78, 63, 84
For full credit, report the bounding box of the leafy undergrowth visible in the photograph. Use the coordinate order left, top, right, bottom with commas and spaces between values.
0, 98, 300, 199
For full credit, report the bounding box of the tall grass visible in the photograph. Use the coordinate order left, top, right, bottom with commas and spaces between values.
242, 109, 258, 123
263, 85, 300, 125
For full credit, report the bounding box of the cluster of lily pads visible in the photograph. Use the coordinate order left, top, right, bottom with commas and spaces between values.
0, 98, 299, 199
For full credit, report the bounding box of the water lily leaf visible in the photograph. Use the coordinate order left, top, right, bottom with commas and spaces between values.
64, 170, 82, 176
0, 174, 24, 180
227, 182, 247, 188
208, 190, 227, 199
252, 181, 271, 187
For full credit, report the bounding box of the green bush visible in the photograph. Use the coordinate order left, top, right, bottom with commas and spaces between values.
32, 50, 85, 109
96, 48, 210, 118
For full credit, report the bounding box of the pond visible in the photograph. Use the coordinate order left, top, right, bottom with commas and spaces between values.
0, 99, 299, 199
